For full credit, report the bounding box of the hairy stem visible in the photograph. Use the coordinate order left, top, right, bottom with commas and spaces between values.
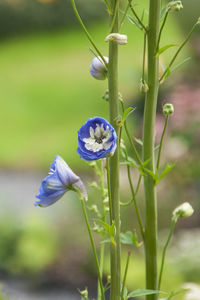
142, 0, 161, 299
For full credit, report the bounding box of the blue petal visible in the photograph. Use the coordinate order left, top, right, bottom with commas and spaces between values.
55, 156, 80, 186
35, 188, 67, 207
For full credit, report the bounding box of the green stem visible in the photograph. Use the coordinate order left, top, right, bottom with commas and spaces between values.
104, 0, 112, 16
156, 115, 169, 170
142, 32, 147, 82
156, 10, 169, 51
121, 102, 143, 168
80, 198, 105, 300
108, 0, 121, 298
110, 0, 120, 33
135, 174, 142, 195
129, 1, 147, 33
121, 251, 131, 300
98, 160, 107, 300
158, 219, 176, 290
119, 1, 132, 31
159, 22, 198, 83
70, 0, 107, 66
106, 157, 113, 224
142, 0, 161, 299
124, 149, 144, 240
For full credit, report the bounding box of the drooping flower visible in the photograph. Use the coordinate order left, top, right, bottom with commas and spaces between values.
90, 56, 108, 80
35, 156, 87, 207
77, 117, 117, 161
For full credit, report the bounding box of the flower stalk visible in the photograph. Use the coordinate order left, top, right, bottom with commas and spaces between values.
108, 0, 121, 298
142, 0, 161, 299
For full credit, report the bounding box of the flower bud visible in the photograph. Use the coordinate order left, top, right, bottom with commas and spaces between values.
102, 90, 109, 101
173, 202, 194, 221
79, 288, 88, 299
90, 56, 108, 80
167, 0, 183, 11
163, 103, 174, 115
140, 79, 149, 93
197, 17, 200, 25
105, 33, 128, 45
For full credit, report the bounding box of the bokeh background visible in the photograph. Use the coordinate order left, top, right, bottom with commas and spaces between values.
0, 0, 199, 299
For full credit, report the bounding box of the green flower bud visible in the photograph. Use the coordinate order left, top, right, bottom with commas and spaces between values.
173, 202, 194, 221
79, 288, 88, 299
167, 0, 183, 11
102, 90, 109, 101
139, 79, 149, 93
163, 103, 174, 115
105, 33, 128, 45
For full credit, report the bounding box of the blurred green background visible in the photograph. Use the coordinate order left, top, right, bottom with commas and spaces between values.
0, 0, 200, 299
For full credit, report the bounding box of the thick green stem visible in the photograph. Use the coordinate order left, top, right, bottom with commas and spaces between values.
158, 219, 176, 290
80, 199, 105, 300
108, 0, 121, 299
142, 0, 161, 299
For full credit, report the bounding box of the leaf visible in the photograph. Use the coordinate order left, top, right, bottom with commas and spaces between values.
123, 107, 136, 122
155, 44, 177, 57
171, 57, 191, 73
97, 220, 116, 237
134, 137, 143, 146
161, 288, 186, 300
127, 15, 143, 30
127, 289, 163, 298
156, 162, 176, 185
120, 231, 142, 247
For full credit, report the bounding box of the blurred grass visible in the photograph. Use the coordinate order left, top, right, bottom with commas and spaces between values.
0, 15, 187, 170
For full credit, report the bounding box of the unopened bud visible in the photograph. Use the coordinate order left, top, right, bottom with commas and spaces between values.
90, 56, 108, 80
163, 103, 174, 115
140, 79, 149, 93
102, 90, 109, 101
173, 202, 194, 221
79, 288, 88, 299
90, 181, 98, 189
167, 0, 183, 11
107, 275, 111, 283
105, 33, 128, 45
197, 17, 200, 25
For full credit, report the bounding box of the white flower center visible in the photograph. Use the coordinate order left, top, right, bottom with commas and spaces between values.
83, 123, 112, 153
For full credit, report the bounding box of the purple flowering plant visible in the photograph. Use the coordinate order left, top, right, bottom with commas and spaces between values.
35, 0, 198, 299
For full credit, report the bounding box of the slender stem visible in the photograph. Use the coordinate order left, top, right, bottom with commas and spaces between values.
98, 160, 107, 300
142, 0, 161, 299
142, 32, 147, 82
121, 102, 143, 168
70, 0, 107, 66
156, 10, 169, 51
129, 2, 147, 33
121, 251, 131, 300
124, 149, 145, 240
110, 0, 120, 33
106, 157, 112, 224
159, 22, 198, 83
158, 219, 176, 290
104, 0, 112, 16
135, 174, 142, 195
119, 1, 131, 31
108, 0, 121, 298
80, 198, 105, 300
156, 115, 169, 170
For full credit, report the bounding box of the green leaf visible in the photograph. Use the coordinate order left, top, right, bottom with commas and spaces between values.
161, 288, 186, 300
171, 57, 191, 72
156, 162, 176, 185
97, 220, 115, 237
123, 107, 136, 122
120, 231, 142, 247
155, 44, 177, 57
127, 289, 163, 298
134, 137, 143, 146
127, 15, 143, 30
144, 168, 157, 181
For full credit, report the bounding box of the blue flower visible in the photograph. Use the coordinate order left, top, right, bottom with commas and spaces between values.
35, 156, 87, 207
77, 117, 117, 161
90, 56, 108, 80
